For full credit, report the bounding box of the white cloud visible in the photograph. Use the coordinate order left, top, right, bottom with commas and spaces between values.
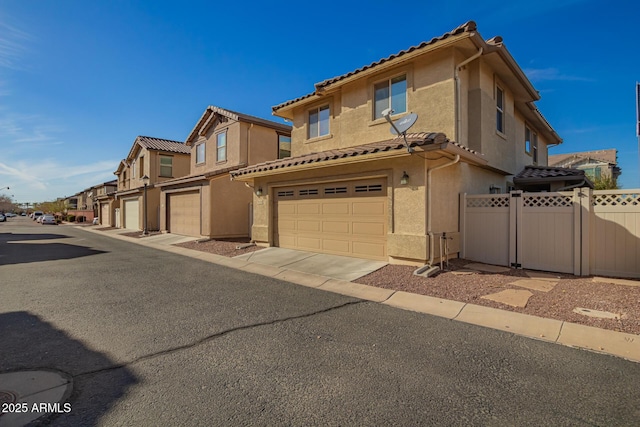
0, 19, 32, 70
523, 67, 594, 83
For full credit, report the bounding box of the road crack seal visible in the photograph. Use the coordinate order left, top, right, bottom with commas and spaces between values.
73, 300, 365, 379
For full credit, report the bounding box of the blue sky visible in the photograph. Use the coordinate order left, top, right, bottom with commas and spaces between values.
1, 0, 638, 204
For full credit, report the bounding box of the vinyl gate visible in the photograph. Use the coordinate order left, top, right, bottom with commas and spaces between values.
461, 189, 640, 278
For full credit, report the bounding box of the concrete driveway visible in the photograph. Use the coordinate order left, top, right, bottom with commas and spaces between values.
233, 247, 387, 281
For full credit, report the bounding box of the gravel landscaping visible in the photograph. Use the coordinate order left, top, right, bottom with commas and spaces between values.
174, 241, 640, 335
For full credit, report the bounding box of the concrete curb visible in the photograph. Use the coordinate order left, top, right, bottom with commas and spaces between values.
78, 227, 640, 364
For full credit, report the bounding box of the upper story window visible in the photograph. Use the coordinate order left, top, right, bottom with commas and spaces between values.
160, 156, 173, 177
196, 142, 205, 164
309, 105, 330, 139
139, 156, 144, 178
496, 85, 504, 133
131, 160, 136, 178
216, 131, 227, 162
278, 134, 291, 159
374, 75, 407, 119
525, 125, 539, 164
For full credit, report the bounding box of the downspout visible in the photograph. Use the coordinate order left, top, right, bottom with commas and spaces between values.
556, 180, 587, 191
455, 48, 483, 143
427, 154, 460, 267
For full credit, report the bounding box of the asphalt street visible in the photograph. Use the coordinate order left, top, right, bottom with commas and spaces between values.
1, 217, 640, 426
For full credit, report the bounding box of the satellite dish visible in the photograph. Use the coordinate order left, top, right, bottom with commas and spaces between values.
390, 113, 418, 135
381, 109, 418, 153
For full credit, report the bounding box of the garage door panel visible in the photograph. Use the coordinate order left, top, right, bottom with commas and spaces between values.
101, 204, 110, 226
323, 202, 350, 215
275, 179, 388, 261
297, 236, 322, 250
353, 222, 385, 236
297, 203, 321, 215
323, 221, 349, 233
297, 220, 321, 232
168, 191, 200, 237
322, 239, 350, 254
353, 201, 385, 215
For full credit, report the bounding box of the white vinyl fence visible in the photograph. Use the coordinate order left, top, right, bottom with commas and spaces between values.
461, 189, 640, 278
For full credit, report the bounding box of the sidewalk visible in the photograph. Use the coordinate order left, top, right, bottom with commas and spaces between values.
80, 226, 640, 364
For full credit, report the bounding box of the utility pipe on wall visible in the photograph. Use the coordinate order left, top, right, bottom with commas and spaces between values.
426, 154, 460, 267
454, 48, 483, 143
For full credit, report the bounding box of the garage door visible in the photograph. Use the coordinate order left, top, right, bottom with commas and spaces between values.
168, 191, 201, 237
123, 199, 140, 230
100, 203, 110, 226
274, 179, 388, 260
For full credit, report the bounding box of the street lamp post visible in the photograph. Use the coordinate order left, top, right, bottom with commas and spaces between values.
142, 175, 149, 236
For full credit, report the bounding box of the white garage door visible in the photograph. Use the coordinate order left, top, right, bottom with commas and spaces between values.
123, 199, 140, 230
274, 179, 388, 260
168, 191, 201, 237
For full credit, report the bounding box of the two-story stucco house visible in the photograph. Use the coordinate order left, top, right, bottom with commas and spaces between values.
157, 106, 291, 238
231, 21, 562, 265
94, 179, 118, 226
114, 136, 191, 231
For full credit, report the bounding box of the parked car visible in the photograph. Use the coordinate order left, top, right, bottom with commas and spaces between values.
32, 211, 43, 220
0, 213, 5, 222
4, 212, 16, 217
20, 212, 26, 216
40, 214, 57, 225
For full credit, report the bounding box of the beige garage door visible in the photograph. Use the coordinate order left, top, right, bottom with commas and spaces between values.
100, 203, 110, 226
274, 179, 388, 260
168, 191, 201, 237
123, 199, 140, 230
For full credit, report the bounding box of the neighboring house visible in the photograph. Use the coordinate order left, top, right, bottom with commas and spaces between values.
230, 21, 561, 265
94, 179, 118, 226
548, 149, 621, 181
114, 136, 191, 231
157, 106, 291, 238
67, 188, 95, 222
513, 165, 594, 192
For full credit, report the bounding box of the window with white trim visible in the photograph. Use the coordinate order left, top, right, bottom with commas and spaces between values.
216, 131, 227, 162
374, 75, 407, 119
196, 142, 205, 164
308, 105, 330, 139
278, 134, 291, 159
160, 156, 172, 177
496, 85, 504, 133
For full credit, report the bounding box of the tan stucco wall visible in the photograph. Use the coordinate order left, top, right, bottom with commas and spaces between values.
209, 174, 253, 238
288, 49, 456, 157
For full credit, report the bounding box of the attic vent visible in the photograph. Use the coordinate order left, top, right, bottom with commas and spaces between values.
299, 189, 319, 196
277, 190, 294, 197
355, 184, 383, 193
324, 187, 348, 194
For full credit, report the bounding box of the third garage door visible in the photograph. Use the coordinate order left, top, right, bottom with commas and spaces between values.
168, 191, 201, 237
274, 179, 388, 260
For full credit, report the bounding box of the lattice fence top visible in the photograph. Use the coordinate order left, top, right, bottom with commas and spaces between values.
593, 192, 640, 207
523, 194, 573, 208
466, 196, 509, 208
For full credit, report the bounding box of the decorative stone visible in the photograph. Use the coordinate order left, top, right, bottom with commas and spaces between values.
481, 289, 533, 308
573, 307, 621, 320
508, 279, 558, 293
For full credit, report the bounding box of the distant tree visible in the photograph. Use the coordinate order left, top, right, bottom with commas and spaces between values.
592, 174, 620, 190
0, 194, 16, 212
34, 199, 67, 214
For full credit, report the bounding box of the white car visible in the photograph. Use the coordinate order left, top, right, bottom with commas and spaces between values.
0, 213, 5, 222
40, 214, 57, 225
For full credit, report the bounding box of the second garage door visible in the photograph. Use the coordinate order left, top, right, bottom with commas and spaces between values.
274, 179, 388, 260
123, 199, 139, 230
100, 203, 110, 226
168, 191, 201, 237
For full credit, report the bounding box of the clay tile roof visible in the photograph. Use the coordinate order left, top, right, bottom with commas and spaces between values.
231, 132, 475, 178
514, 165, 587, 180
272, 21, 477, 112
137, 136, 191, 154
